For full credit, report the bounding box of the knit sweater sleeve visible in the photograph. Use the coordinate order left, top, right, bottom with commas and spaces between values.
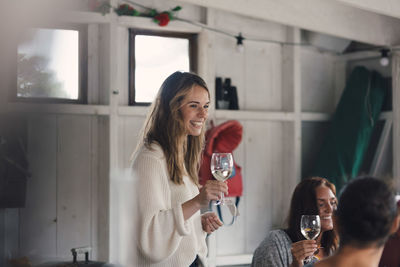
251, 230, 292, 267
133, 151, 191, 263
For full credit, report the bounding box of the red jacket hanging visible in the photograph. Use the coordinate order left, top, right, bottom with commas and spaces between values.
199, 120, 243, 197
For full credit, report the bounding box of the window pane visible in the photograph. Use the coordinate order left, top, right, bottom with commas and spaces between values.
135, 35, 190, 103
17, 28, 79, 100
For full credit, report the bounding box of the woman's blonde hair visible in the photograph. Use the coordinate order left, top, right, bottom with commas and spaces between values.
139, 71, 209, 185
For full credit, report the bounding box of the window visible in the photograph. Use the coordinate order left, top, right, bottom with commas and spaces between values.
129, 29, 197, 105
16, 26, 87, 103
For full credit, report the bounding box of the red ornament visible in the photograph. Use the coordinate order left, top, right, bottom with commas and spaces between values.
154, 13, 170, 26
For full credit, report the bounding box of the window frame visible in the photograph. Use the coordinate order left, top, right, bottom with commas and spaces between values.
128, 29, 198, 106
13, 24, 88, 104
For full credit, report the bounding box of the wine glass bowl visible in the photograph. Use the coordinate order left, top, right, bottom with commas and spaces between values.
300, 215, 321, 263
210, 153, 233, 205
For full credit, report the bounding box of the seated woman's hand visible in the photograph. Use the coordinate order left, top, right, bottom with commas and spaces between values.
197, 180, 228, 206
201, 212, 223, 234
290, 239, 317, 267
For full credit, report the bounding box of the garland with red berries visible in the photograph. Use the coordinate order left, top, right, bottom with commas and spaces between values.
114, 3, 181, 27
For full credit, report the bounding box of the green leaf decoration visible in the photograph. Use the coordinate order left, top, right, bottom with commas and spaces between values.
149, 9, 157, 17
113, 4, 182, 24
114, 7, 123, 16
114, 4, 140, 17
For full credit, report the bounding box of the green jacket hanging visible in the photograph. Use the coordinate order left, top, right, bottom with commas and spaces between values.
311, 66, 388, 193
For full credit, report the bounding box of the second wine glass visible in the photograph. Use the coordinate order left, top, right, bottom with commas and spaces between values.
210, 152, 233, 205
300, 215, 321, 264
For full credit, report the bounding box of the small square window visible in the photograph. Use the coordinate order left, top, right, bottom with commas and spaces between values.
16, 26, 87, 103
129, 29, 197, 105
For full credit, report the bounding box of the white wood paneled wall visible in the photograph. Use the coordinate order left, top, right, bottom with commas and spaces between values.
190, 8, 300, 259
301, 50, 336, 113
13, 114, 105, 265
2, 5, 345, 267
21, 115, 57, 262
1, 0, 398, 266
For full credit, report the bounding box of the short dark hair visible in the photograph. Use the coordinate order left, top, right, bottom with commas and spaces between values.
336, 176, 397, 248
286, 177, 338, 254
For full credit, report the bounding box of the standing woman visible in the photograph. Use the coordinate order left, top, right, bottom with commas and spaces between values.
131, 71, 228, 267
251, 177, 339, 267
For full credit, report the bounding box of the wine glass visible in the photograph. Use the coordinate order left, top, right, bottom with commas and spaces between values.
210, 153, 233, 205
300, 215, 321, 264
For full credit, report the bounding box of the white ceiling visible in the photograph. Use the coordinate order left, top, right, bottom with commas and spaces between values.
176, 0, 400, 47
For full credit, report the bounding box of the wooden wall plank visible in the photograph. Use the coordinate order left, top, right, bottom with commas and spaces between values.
301, 49, 336, 113
244, 42, 282, 111
110, 116, 145, 265
19, 115, 57, 264
87, 24, 100, 105
281, 28, 302, 224
121, 117, 145, 168
281, 122, 298, 212
244, 121, 284, 251
392, 52, 400, 189
96, 116, 110, 262
56, 115, 91, 259
98, 25, 111, 105
116, 26, 129, 106
90, 116, 99, 260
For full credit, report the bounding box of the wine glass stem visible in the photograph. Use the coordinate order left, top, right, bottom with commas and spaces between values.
220, 192, 224, 205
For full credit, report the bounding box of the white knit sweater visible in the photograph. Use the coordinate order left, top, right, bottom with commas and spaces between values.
128, 143, 208, 267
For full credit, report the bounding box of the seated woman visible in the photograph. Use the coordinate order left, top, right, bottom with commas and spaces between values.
306, 176, 400, 267
251, 177, 339, 267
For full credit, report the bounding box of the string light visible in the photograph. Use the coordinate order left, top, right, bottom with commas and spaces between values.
124, 0, 399, 56
380, 49, 390, 67
124, 0, 308, 48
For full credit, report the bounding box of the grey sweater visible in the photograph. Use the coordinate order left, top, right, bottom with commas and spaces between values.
251, 229, 293, 267
251, 229, 319, 267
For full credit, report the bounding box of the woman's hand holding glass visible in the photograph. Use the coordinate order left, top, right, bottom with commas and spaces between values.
196, 180, 228, 207
290, 239, 318, 267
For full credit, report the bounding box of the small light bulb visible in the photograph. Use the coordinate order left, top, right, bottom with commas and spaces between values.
380, 57, 389, 66
236, 43, 244, 53
380, 49, 390, 67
